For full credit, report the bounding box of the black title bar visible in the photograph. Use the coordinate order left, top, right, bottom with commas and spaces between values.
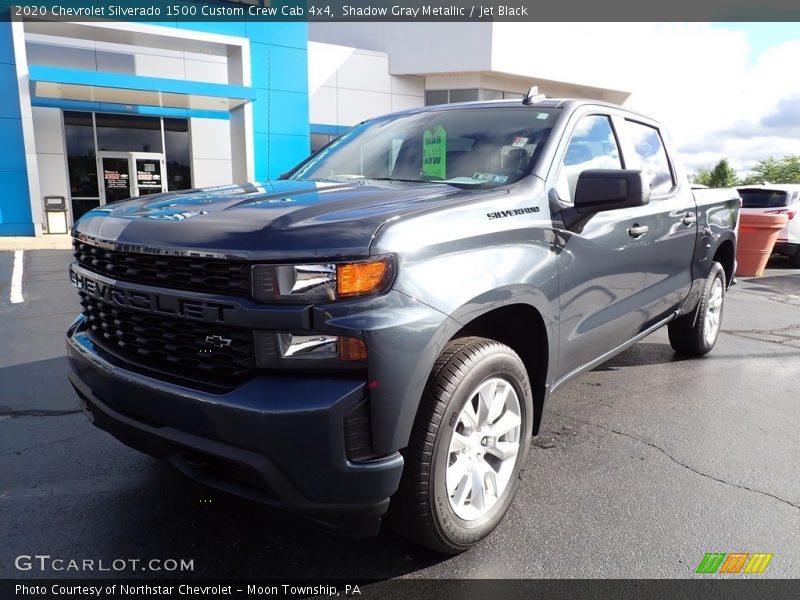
3, 0, 800, 22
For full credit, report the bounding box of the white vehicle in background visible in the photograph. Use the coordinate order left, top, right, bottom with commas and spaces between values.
738, 184, 800, 267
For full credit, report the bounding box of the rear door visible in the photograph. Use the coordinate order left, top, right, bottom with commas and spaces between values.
616, 118, 696, 322
549, 110, 653, 379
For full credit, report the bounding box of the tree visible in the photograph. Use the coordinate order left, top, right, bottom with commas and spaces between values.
694, 158, 739, 188
740, 155, 800, 185
692, 167, 713, 187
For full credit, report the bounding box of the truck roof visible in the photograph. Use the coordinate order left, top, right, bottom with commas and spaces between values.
369, 97, 660, 127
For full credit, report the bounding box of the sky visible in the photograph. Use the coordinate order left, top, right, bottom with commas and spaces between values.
607, 23, 800, 178
492, 22, 800, 178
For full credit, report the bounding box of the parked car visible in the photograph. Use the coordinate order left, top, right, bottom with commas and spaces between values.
738, 184, 800, 267
66, 97, 740, 553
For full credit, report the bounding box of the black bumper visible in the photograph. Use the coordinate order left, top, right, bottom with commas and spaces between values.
774, 241, 799, 256
66, 318, 403, 537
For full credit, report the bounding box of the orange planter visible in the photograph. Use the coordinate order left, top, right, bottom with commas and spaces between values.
735, 213, 789, 277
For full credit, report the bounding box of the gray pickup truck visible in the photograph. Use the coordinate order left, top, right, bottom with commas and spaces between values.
66, 97, 739, 553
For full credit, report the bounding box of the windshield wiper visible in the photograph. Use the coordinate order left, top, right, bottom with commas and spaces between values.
369, 177, 429, 184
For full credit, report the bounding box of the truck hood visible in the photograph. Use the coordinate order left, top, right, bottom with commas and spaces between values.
73, 179, 496, 259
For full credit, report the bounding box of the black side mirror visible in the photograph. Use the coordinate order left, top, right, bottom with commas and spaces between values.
574, 169, 650, 213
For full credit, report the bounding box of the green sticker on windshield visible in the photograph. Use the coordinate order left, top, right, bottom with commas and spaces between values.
423, 126, 446, 179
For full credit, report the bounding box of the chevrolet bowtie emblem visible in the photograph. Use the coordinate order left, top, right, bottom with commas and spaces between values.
204, 335, 232, 349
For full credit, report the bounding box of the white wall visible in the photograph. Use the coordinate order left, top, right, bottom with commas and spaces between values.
308, 41, 424, 128
309, 22, 630, 103
24, 32, 229, 84
309, 22, 494, 75
31, 107, 70, 230
189, 117, 233, 188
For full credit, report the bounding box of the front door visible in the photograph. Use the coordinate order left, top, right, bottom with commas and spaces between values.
549, 112, 653, 380
98, 152, 165, 204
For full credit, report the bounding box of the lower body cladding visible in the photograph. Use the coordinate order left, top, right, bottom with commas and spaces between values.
66, 319, 404, 536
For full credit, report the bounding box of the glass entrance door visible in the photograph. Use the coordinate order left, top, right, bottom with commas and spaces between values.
132, 153, 165, 197
98, 152, 166, 204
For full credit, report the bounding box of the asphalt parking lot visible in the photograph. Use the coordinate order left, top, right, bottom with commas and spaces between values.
1, 249, 798, 579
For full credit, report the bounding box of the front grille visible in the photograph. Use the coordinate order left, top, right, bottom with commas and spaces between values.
73, 239, 251, 296
80, 293, 257, 382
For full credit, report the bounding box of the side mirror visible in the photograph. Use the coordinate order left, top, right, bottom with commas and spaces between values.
574, 169, 650, 213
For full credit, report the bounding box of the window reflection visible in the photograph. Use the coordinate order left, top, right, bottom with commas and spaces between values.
95, 113, 162, 153
64, 111, 98, 200
164, 118, 191, 191
624, 121, 674, 196
557, 115, 622, 203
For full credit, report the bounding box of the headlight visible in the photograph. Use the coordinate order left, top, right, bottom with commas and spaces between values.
251, 256, 394, 302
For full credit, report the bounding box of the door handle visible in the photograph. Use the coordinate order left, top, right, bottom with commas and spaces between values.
628, 224, 649, 238
682, 213, 697, 226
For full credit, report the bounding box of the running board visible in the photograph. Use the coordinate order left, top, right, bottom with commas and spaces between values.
551, 312, 677, 394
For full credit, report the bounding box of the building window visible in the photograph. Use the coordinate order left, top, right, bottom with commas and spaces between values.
64, 111, 99, 221
311, 133, 338, 153
424, 90, 449, 106
448, 89, 479, 103
95, 113, 163, 153
62, 111, 192, 222
164, 118, 192, 191
425, 88, 524, 106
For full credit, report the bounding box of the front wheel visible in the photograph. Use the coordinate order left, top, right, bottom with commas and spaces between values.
389, 337, 533, 554
668, 262, 726, 356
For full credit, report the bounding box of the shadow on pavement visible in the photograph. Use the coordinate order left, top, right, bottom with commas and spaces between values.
592, 342, 688, 371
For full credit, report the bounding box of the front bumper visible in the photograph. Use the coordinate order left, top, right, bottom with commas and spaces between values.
66, 317, 403, 536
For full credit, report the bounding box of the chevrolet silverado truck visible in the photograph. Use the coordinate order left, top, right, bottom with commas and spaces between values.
66, 98, 739, 553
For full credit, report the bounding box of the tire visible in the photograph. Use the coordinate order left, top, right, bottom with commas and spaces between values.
389, 336, 533, 554
668, 262, 726, 356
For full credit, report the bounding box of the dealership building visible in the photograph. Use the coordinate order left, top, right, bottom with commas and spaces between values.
0, 14, 629, 236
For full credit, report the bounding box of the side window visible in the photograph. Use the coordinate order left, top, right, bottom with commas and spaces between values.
556, 115, 622, 204
624, 121, 674, 196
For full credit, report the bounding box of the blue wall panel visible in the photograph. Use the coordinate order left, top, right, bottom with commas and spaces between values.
245, 22, 307, 49
0, 21, 34, 236
248, 22, 310, 180
176, 21, 310, 181
267, 46, 309, 93
268, 91, 309, 137
0, 64, 22, 119
268, 134, 311, 178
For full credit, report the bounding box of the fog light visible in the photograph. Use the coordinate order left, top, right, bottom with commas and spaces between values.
254, 331, 367, 369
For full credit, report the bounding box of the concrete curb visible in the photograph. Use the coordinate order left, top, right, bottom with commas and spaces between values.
0, 235, 72, 251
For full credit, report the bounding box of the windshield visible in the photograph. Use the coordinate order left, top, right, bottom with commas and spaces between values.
738, 189, 789, 208
290, 107, 557, 187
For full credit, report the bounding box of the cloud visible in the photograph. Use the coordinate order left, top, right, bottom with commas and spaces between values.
493, 23, 800, 177
760, 95, 800, 130
585, 25, 800, 177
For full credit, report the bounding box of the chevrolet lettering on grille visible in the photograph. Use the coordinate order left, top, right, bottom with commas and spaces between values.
70, 266, 235, 322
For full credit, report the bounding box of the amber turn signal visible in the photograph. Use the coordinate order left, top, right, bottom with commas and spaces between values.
336, 258, 391, 297
338, 337, 368, 361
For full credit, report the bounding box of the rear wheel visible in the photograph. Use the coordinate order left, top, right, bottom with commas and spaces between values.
389, 337, 533, 554
668, 262, 726, 356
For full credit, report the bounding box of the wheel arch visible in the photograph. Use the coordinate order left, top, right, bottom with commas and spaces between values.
450, 302, 552, 435
713, 237, 736, 288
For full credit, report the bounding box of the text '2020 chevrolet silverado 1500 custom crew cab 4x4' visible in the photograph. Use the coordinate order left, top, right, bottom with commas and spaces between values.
67, 97, 739, 553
